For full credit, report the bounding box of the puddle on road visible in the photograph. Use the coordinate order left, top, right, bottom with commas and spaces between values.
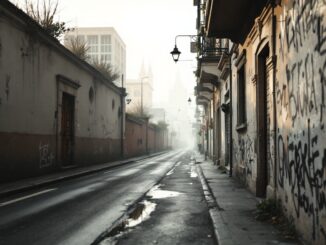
126, 200, 156, 227
95, 181, 182, 244
97, 200, 157, 245
146, 185, 182, 199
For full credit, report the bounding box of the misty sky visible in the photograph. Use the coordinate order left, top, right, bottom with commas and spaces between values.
57, 0, 198, 107
12, 0, 198, 107
11, 0, 197, 146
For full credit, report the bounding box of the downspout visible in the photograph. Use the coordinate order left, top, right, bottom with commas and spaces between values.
213, 87, 216, 164
206, 110, 209, 159
121, 74, 125, 158
271, 1, 278, 197
229, 46, 233, 177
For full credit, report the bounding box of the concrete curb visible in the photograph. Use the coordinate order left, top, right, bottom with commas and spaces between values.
195, 163, 235, 245
0, 151, 168, 198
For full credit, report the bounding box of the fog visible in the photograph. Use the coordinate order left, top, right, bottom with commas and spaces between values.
12, 0, 198, 149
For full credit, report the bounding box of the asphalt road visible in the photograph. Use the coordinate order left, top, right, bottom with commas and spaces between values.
108, 151, 216, 245
0, 150, 186, 245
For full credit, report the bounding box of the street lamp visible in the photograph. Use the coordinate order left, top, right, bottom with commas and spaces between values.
170, 34, 199, 63
170, 45, 181, 62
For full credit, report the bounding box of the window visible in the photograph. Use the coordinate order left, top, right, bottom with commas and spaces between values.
100, 35, 112, 61
101, 35, 111, 51
237, 64, 246, 128
87, 35, 98, 53
101, 35, 111, 44
100, 54, 111, 63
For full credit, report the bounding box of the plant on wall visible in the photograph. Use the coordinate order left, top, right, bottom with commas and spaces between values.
18, 0, 69, 39
65, 36, 90, 61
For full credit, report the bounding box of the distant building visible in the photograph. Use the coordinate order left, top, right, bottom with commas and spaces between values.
125, 63, 153, 113
65, 27, 126, 87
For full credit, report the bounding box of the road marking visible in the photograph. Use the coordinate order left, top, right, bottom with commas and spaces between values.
0, 188, 57, 207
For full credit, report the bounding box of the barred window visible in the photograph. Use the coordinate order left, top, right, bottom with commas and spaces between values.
237, 65, 246, 126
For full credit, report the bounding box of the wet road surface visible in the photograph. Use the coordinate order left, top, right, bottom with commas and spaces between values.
0, 150, 186, 245
98, 152, 216, 245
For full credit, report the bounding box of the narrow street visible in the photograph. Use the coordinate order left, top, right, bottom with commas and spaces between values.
0, 151, 196, 245
1, 1, 326, 244
99, 153, 215, 245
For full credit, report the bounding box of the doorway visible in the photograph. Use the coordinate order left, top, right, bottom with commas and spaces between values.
61, 92, 75, 166
256, 45, 270, 197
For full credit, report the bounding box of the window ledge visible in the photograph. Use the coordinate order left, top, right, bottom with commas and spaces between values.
236, 122, 247, 132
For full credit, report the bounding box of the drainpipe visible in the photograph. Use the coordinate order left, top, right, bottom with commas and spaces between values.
229, 47, 233, 177
121, 74, 125, 158
213, 88, 216, 164
206, 104, 209, 160
271, 1, 278, 197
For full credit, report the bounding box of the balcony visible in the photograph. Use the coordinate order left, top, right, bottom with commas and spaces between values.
205, 0, 268, 44
195, 83, 213, 106
198, 37, 228, 62
196, 38, 228, 87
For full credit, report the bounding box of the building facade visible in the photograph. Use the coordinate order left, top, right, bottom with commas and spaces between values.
0, 1, 125, 182
193, 0, 326, 244
65, 27, 126, 87
125, 64, 153, 114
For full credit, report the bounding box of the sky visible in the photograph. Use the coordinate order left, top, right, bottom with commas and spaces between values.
56, 0, 198, 107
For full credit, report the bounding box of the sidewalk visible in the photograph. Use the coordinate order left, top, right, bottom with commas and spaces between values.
0, 151, 166, 198
195, 154, 300, 245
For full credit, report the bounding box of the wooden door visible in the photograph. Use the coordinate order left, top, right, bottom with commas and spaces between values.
256, 46, 269, 197
61, 92, 75, 166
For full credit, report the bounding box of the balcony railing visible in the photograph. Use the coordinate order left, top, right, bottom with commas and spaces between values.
198, 37, 229, 61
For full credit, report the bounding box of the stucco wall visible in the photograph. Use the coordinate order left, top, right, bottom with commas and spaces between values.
124, 115, 168, 158
231, 6, 276, 195
0, 4, 123, 181
274, 1, 326, 244
124, 117, 146, 157
229, 1, 326, 244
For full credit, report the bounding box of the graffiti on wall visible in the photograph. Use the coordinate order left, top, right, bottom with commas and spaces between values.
280, 0, 326, 56
276, 53, 322, 125
39, 142, 54, 168
234, 135, 255, 177
277, 0, 326, 242
277, 124, 326, 241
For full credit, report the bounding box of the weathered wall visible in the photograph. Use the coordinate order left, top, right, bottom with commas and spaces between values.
229, 1, 326, 243
124, 115, 168, 158
0, 3, 123, 182
124, 116, 146, 157
148, 125, 155, 153
275, 1, 326, 244
214, 83, 227, 167
231, 6, 276, 196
